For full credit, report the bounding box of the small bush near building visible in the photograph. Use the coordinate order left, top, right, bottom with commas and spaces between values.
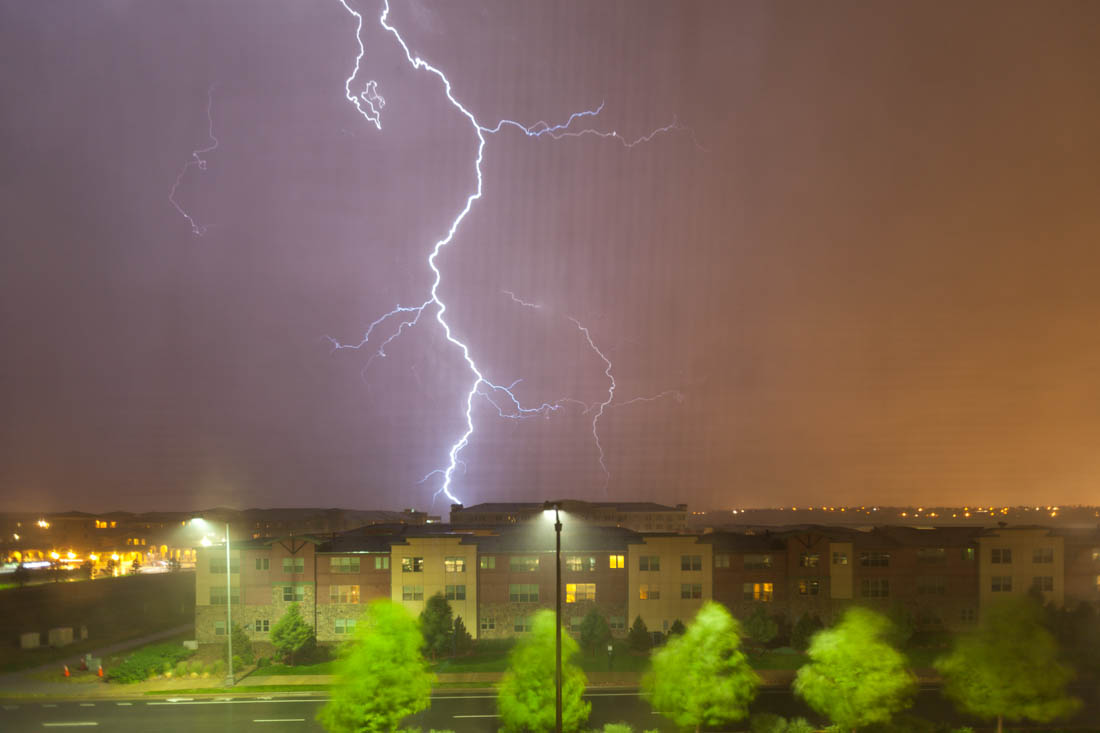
108, 643, 193, 684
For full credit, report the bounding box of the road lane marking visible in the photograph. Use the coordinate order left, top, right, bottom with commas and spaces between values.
148, 699, 317, 706
79, 703, 95, 707
254, 719, 306, 723
454, 714, 500, 719
3, 704, 18, 710
115, 702, 132, 706
42, 723, 99, 728
42, 704, 58, 708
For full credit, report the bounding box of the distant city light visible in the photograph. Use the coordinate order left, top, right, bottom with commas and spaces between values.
37, 520, 49, 529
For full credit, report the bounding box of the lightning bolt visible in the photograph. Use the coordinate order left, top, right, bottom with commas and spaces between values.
169, 83, 219, 236
332, 0, 693, 505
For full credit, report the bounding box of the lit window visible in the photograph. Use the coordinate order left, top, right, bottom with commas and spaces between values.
991, 548, 1012, 564
509, 584, 539, 603
282, 557, 305, 574
639, 556, 660, 571
566, 583, 595, 602
509, 556, 539, 572
374, 556, 389, 570
639, 584, 660, 600
444, 557, 466, 573
566, 556, 583, 572
609, 554, 624, 569
680, 583, 702, 599
680, 555, 702, 571
798, 580, 820, 596
832, 552, 848, 565
962, 547, 975, 561
991, 576, 1012, 592
742, 582, 773, 601
445, 584, 466, 600
799, 553, 820, 568
329, 584, 360, 604
401, 585, 424, 601
480, 556, 496, 570
330, 557, 360, 574
401, 557, 424, 573
1032, 548, 1054, 564
860, 579, 889, 598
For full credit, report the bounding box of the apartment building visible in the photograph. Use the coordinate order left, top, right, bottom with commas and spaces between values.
449, 501, 688, 533
194, 522, 1100, 644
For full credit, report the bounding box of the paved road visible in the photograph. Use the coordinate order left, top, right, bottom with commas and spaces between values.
3, 687, 1098, 732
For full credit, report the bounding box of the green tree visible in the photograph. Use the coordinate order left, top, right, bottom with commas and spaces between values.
936, 598, 1079, 733
497, 610, 590, 733
270, 602, 316, 665
790, 613, 823, 652
419, 592, 454, 659
627, 615, 652, 653
794, 606, 916, 732
743, 604, 778, 651
645, 602, 758, 733
230, 622, 254, 665
579, 608, 612, 655
318, 599, 434, 733
453, 615, 472, 655
668, 619, 686, 637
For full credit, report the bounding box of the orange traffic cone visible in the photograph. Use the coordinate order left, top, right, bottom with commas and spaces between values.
63, 665, 70, 677
97, 665, 104, 678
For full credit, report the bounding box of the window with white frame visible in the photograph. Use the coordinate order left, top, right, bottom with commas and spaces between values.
329, 584, 360, 604
444, 557, 466, 573
991, 576, 1012, 592
445, 584, 466, 600
566, 583, 595, 602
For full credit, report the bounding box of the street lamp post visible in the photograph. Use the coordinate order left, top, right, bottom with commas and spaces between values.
544, 501, 563, 733
192, 518, 234, 686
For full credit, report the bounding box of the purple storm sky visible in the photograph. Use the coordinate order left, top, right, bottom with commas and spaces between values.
2, 1, 1099, 513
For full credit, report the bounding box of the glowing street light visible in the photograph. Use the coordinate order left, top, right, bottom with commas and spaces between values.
542, 501, 563, 733
192, 517, 234, 686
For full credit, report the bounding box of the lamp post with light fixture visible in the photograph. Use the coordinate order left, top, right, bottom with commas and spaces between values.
543, 501, 563, 733
191, 517, 233, 686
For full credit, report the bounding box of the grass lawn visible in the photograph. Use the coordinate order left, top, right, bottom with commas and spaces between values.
750, 647, 807, 670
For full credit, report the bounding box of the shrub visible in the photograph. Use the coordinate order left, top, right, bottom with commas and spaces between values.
211, 659, 226, 678
188, 659, 204, 675
601, 724, 634, 733
107, 643, 193, 684
750, 713, 786, 733
174, 660, 189, 677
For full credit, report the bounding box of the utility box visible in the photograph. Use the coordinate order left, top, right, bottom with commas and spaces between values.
48, 627, 74, 647
19, 632, 40, 649
183, 640, 198, 651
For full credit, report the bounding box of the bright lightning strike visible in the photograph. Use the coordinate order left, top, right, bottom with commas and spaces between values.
169, 84, 219, 236
332, 0, 693, 505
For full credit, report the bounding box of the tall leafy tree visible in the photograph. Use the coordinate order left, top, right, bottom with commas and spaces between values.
497, 610, 591, 733
794, 606, 915, 732
453, 615, 473, 655
936, 598, 1079, 733
579, 608, 612, 655
645, 602, 759, 732
418, 592, 454, 659
627, 615, 652, 652
318, 600, 434, 733
270, 602, 315, 665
